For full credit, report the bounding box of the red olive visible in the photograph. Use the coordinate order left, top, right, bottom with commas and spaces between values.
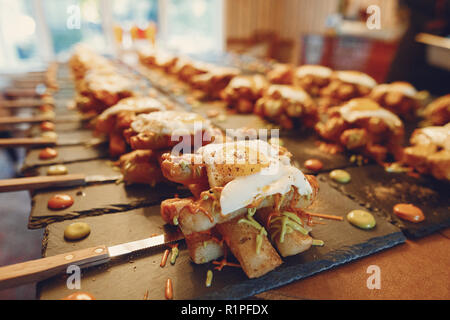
304, 159, 323, 172
48, 194, 74, 210
39, 147, 58, 160
40, 121, 55, 132
393, 203, 425, 223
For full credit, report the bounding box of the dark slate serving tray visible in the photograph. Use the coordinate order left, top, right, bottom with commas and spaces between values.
37, 179, 405, 300
29, 182, 188, 229
281, 132, 353, 174
22, 144, 109, 170
319, 165, 450, 238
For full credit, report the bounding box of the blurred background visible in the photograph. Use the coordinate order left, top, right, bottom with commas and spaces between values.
0, 0, 448, 88
0, 0, 449, 93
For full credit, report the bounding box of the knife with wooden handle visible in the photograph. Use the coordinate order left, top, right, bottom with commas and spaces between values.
0, 116, 53, 125
0, 173, 123, 192
0, 232, 184, 290
0, 174, 86, 192
3, 87, 44, 98
0, 99, 48, 108
0, 137, 56, 147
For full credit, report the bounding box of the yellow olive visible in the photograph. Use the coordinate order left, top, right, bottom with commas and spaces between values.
41, 131, 58, 140
47, 164, 68, 176
64, 222, 91, 241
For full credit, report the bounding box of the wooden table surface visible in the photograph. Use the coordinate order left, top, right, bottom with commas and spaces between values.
259, 228, 449, 300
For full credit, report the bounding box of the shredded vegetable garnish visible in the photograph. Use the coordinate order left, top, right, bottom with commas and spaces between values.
212, 259, 241, 271
165, 279, 173, 300
195, 166, 202, 177
269, 211, 309, 243
312, 239, 325, 246
238, 210, 267, 253
205, 270, 213, 287
160, 249, 170, 267
305, 212, 344, 221
170, 244, 179, 265
247, 207, 256, 216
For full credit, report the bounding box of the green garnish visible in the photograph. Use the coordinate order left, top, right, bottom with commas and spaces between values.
170, 246, 179, 265
312, 239, 324, 246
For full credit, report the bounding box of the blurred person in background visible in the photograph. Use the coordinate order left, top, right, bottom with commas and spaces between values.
387, 0, 450, 95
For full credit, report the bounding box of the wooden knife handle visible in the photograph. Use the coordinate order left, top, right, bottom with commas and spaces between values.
0, 174, 86, 192
0, 116, 51, 125
0, 246, 110, 290
0, 137, 56, 147
0, 99, 49, 108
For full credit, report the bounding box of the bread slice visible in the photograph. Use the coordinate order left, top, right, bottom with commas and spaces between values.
216, 216, 282, 278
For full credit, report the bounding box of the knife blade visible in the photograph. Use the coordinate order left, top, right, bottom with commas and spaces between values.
0, 230, 184, 290
0, 173, 123, 192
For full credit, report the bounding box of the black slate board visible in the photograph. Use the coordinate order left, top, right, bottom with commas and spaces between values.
29, 182, 189, 229
319, 165, 450, 238
37, 179, 405, 299
22, 144, 109, 170
281, 132, 353, 174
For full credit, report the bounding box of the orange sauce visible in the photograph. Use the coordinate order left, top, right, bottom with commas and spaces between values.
160, 249, 170, 267
304, 159, 323, 171
393, 203, 425, 223
48, 194, 74, 210
39, 147, 58, 160
40, 121, 55, 132
165, 279, 173, 300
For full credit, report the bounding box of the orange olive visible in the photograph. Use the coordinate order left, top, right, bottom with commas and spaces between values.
39, 104, 54, 112
39, 147, 58, 160
393, 203, 425, 223
62, 292, 96, 300
40, 121, 55, 131
48, 194, 74, 210
304, 159, 323, 172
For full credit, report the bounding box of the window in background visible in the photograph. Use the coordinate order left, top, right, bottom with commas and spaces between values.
113, 0, 157, 25
0, 0, 40, 70
112, 0, 158, 47
165, 0, 224, 54
43, 0, 106, 55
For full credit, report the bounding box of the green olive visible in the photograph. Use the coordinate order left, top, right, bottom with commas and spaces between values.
64, 222, 91, 241
329, 169, 351, 184
347, 210, 376, 229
